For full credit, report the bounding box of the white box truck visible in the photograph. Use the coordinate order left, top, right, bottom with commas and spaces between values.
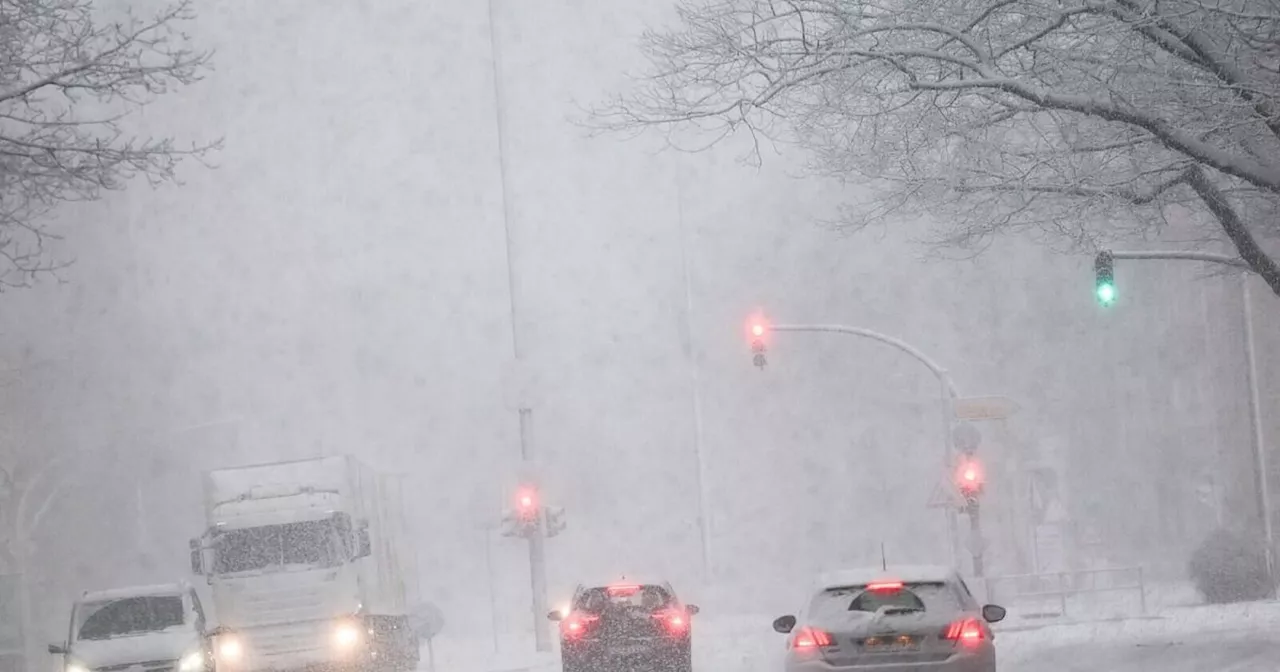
188, 456, 418, 672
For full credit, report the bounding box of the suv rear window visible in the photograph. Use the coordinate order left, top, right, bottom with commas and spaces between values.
808, 582, 961, 618
574, 585, 672, 613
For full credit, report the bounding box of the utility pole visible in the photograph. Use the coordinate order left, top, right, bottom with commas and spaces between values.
1096, 249, 1274, 591
486, 0, 553, 651
673, 162, 713, 582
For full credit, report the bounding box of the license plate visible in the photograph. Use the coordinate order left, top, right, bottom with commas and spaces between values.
862, 637, 920, 652
612, 644, 650, 656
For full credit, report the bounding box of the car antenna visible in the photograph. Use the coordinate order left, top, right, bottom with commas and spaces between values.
880, 542, 887, 571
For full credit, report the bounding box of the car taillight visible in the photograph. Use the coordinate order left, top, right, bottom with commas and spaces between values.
791, 626, 834, 650
652, 609, 689, 635
560, 612, 598, 639
941, 618, 985, 646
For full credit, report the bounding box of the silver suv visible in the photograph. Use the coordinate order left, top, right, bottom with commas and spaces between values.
49, 582, 213, 672
773, 566, 1006, 672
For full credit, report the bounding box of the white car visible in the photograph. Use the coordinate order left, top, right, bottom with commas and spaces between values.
49, 582, 214, 672
773, 565, 1006, 672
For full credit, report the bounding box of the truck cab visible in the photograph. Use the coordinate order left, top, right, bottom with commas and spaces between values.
190, 458, 417, 672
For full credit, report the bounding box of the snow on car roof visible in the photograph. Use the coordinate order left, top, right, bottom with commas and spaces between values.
813, 564, 957, 590
576, 575, 673, 591
80, 581, 189, 603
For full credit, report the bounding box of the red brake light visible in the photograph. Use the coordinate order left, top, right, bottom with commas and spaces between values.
866, 581, 904, 592
606, 584, 641, 596
942, 618, 985, 645
653, 609, 689, 635
560, 612, 598, 638
791, 626, 834, 649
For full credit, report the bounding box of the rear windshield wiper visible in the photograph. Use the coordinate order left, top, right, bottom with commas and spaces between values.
863, 606, 924, 617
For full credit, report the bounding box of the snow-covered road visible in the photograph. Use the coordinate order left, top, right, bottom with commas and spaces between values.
434, 596, 1280, 672
1005, 630, 1280, 671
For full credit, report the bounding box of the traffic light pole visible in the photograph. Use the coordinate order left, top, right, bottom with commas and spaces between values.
967, 502, 985, 577
765, 324, 966, 567
1102, 250, 1273, 593
488, 0, 556, 649
941, 379, 962, 569
517, 409, 552, 653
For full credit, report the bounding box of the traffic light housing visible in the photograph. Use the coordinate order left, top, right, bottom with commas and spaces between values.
955, 457, 985, 503
746, 312, 769, 368
1094, 250, 1115, 306
515, 485, 539, 523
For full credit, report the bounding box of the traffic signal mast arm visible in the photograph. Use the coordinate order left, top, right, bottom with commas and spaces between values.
745, 315, 989, 579
760, 323, 960, 398
1094, 248, 1272, 590
1094, 250, 1252, 306
1104, 250, 1251, 270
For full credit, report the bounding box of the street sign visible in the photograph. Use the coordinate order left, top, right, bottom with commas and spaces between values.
926, 477, 965, 509
953, 396, 1020, 421
409, 602, 445, 640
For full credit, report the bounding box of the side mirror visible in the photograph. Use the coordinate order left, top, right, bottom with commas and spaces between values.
47, 644, 67, 655
189, 538, 204, 575
209, 625, 231, 637
546, 610, 563, 622
981, 604, 1007, 623
772, 615, 797, 634
686, 604, 700, 616
356, 528, 372, 559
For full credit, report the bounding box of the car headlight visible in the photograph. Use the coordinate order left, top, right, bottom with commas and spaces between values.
216, 636, 243, 662
66, 663, 90, 672
178, 651, 205, 672
332, 622, 361, 649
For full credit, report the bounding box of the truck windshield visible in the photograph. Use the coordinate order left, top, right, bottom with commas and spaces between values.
213, 519, 346, 573
75, 595, 185, 641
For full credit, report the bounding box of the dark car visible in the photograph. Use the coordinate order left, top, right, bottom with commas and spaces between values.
772, 565, 1006, 672
549, 580, 699, 672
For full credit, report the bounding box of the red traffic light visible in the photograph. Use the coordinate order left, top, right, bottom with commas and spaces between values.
746, 313, 770, 348
955, 458, 984, 496
515, 486, 538, 516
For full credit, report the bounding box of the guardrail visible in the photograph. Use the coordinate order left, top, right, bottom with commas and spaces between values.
985, 566, 1146, 619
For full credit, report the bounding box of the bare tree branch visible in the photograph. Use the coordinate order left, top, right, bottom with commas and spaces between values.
0, 0, 219, 289
593, 0, 1280, 297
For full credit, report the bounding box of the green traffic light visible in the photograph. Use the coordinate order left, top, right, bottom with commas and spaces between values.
1096, 282, 1116, 306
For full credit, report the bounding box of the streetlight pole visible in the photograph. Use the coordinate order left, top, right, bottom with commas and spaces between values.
486, 0, 550, 652
764, 323, 970, 572
1241, 275, 1273, 589
673, 163, 713, 582
1103, 250, 1273, 589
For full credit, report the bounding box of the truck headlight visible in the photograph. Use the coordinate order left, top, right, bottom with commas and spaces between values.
66, 663, 90, 672
217, 636, 243, 662
332, 622, 361, 649
178, 651, 205, 672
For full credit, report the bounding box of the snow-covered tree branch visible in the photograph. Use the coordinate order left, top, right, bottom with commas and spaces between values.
592, 0, 1280, 296
0, 0, 217, 288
